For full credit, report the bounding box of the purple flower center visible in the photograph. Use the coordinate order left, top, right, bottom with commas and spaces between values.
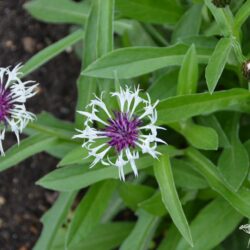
0, 83, 12, 123
105, 112, 141, 152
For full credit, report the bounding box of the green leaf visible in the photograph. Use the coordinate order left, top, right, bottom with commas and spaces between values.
120, 210, 160, 250
21, 29, 84, 77
59, 144, 181, 167
37, 155, 154, 191
116, 0, 183, 25
0, 134, 57, 172
76, 0, 114, 127
25, 112, 75, 141
58, 146, 88, 167
218, 114, 249, 191
172, 159, 208, 189
24, 0, 89, 25
176, 198, 242, 250
34, 192, 76, 250
148, 69, 178, 101
66, 180, 117, 247
84, 0, 114, 66
37, 145, 183, 191
67, 223, 134, 250
140, 159, 208, 216
172, 4, 202, 43
158, 224, 181, 250
82, 44, 212, 79
119, 183, 155, 210
234, 0, 250, 32
197, 115, 230, 148
204, 0, 234, 36
205, 37, 232, 93
169, 120, 219, 150
139, 191, 167, 216
46, 140, 78, 159
179, 35, 218, 49
177, 44, 198, 95
186, 147, 250, 219
154, 154, 193, 247
122, 21, 156, 47
157, 89, 250, 124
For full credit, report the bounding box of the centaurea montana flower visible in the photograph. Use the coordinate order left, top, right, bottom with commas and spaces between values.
74, 86, 166, 181
0, 64, 37, 155
239, 224, 250, 248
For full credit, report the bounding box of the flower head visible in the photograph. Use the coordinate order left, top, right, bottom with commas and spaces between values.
74, 86, 166, 180
0, 64, 38, 155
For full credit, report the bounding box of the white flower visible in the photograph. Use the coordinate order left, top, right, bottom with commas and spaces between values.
74, 85, 166, 181
240, 224, 250, 234
239, 224, 250, 248
0, 64, 38, 155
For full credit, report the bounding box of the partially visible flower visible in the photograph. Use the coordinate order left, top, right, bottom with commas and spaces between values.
0, 64, 38, 155
240, 224, 250, 234
74, 86, 166, 180
239, 224, 250, 248
212, 0, 231, 8
242, 60, 250, 80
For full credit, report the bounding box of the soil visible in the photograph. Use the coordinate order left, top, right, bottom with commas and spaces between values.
0, 1, 81, 249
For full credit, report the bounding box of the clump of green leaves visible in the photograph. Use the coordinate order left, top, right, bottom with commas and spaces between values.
1, 0, 250, 249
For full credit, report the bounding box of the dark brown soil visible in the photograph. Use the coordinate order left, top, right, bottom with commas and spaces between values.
0, 1, 81, 249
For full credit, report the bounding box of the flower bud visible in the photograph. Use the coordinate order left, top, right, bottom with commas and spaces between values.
242, 60, 250, 80
212, 0, 231, 8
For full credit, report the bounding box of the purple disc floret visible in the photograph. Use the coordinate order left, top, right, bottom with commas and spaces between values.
105, 111, 142, 152
0, 83, 12, 123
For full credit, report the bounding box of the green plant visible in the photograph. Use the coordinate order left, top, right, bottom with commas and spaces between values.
1, 0, 250, 249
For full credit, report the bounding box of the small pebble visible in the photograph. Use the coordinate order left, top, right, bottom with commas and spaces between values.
22, 36, 36, 53
4, 40, 16, 50
0, 196, 6, 206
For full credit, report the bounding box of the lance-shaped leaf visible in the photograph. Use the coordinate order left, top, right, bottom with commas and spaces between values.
204, 0, 234, 36
139, 192, 167, 216
26, 112, 75, 141
119, 183, 155, 211
34, 192, 76, 250
58, 144, 180, 167
75, 0, 114, 127
82, 44, 212, 79
67, 223, 134, 250
37, 146, 182, 191
234, 0, 250, 32
116, 0, 183, 25
154, 154, 193, 247
176, 198, 242, 250
66, 180, 117, 247
186, 147, 250, 219
0, 134, 58, 172
172, 4, 202, 43
24, 0, 89, 25
177, 44, 198, 95
158, 224, 181, 250
157, 89, 250, 124
120, 210, 160, 250
169, 120, 219, 150
205, 37, 232, 93
197, 115, 230, 148
218, 113, 249, 191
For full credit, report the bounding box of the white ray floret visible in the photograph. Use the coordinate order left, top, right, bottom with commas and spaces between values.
74, 85, 166, 180
0, 64, 38, 155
